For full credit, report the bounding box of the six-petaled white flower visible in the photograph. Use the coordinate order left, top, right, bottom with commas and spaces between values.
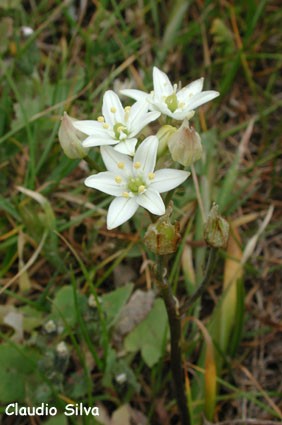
85, 136, 190, 229
120, 66, 219, 121
72, 90, 160, 156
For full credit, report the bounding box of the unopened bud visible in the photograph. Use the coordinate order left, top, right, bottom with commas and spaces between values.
156, 125, 177, 157
167, 119, 203, 166
204, 204, 230, 248
144, 203, 180, 255
58, 112, 89, 159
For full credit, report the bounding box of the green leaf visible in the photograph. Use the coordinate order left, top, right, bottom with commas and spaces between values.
102, 283, 134, 327
20, 305, 44, 332
51, 285, 87, 327
0, 343, 39, 403
124, 299, 168, 367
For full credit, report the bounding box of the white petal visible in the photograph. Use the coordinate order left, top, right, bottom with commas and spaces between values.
129, 110, 161, 136
101, 146, 132, 174
177, 78, 204, 100
102, 90, 124, 126
153, 67, 173, 97
82, 135, 117, 148
120, 89, 148, 102
73, 120, 104, 135
107, 197, 139, 229
186, 90, 219, 110
85, 172, 125, 196
127, 100, 149, 127
133, 136, 158, 174
148, 97, 174, 116
113, 139, 138, 156
150, 169, 190, 193
136, 189, 165, 215
164, 108, 194, 121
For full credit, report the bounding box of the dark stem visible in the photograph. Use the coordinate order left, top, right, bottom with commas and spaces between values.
155, 256, 191, 425
180, 248, 217, 316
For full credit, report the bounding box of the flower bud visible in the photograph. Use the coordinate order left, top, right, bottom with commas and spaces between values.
167, 119, 203, 166
144, 203, 180, 255
58, 112, 89, 159
204, 204, 230, 248
156, 125, 177, 157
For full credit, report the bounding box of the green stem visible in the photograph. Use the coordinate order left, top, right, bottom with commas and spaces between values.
155, 256, 190, 425
84, 155, 103, 172
180, 248, 217, 316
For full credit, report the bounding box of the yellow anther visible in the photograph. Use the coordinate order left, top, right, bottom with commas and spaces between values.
179, 102, 185, 109
133, 162, 141, 169
138, 185, 146, 194
103, 123, 109, 129
122, 191, 129, 198
110, 107, 117, 113
117, 125, 125, 132
124, 106, 131, 112
115, 176, 122, 184
117, 162, 125, 169
97, 116, 104, 122
148, 172, 155, 180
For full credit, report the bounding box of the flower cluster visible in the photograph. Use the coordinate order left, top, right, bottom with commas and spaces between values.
59, 67, 219, 229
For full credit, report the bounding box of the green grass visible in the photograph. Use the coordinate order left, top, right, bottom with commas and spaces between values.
0, 0, 281, 424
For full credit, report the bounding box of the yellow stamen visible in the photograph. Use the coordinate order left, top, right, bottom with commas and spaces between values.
122, 191, 129, 198
117, 162, 125, 169
138, 185, 145, 194
115, 176, 122, 184
97, 116, 104, 122
110, 107, 117, 113
133, 162, 141, 169
148, 172, 155, 180
103, 123, 109, 129
124, 106, 131, 112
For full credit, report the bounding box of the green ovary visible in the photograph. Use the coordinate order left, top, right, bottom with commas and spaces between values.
127, 176, 146, 194
165, 93, 178, 112
113, 122, 129, 140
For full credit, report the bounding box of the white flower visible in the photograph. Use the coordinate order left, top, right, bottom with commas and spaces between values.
120, 66, 220, 121
72, 90, 160, 156
85, 136, 190, 229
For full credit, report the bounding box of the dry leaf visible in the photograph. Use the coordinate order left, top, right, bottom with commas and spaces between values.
113, 290, 155, 340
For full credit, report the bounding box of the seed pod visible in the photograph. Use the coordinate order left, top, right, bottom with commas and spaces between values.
144, 203, 180, 255
204, 204, 230, 248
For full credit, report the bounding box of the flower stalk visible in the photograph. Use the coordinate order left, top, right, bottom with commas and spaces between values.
155, 256, 191, 425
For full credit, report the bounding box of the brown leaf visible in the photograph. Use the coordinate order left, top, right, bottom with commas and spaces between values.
113, 290, 155, 340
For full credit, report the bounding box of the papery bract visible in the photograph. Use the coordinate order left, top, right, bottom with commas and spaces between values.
58, 112, 89, 159
168, 119, 203, 166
